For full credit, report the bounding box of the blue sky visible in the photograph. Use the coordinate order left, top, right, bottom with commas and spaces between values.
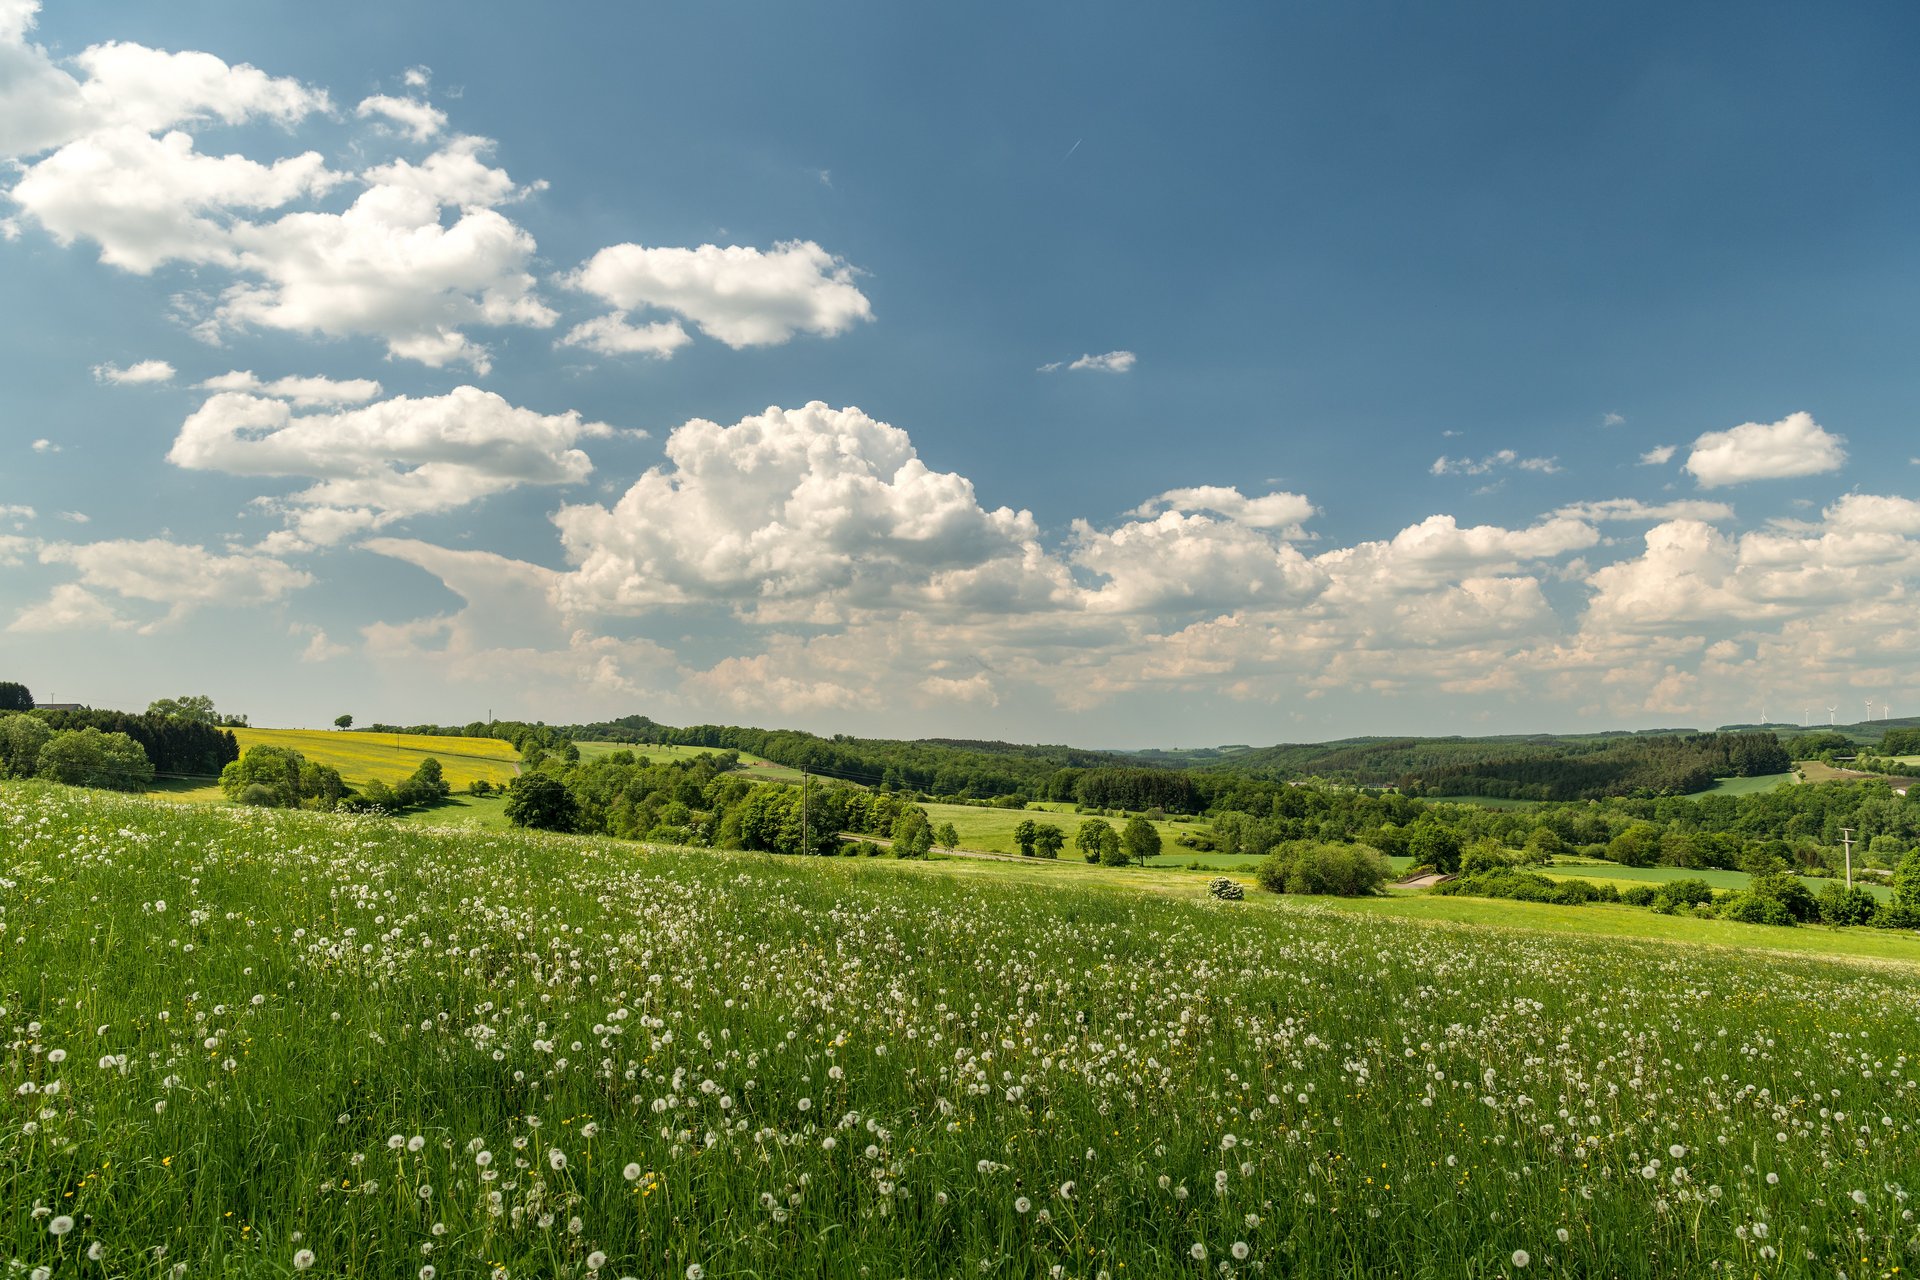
3, 0, 1918, 743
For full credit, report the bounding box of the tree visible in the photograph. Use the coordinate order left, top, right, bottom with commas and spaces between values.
1893, 848, 1920, 913
335, 714, 354, 730
395, 757, 451, 808
0, 681, 32, 711
1407, 818, 1461, 874
0, 713, 53, 778
934, 821, 959, 850
36, 728, 154, 791
1122, 816, 1161, 866
1014, 818, 1038, 857
505, 773, 578, 832
1098, 831, 1130, 866
220, 745, 346, 809
1076, 818, 1115, 863
147, 695, 217, 724
1032, 822, 1065, 859
890, 810, 933, 858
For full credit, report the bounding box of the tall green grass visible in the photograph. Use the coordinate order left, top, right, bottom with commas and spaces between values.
3, 780, 1917, 1278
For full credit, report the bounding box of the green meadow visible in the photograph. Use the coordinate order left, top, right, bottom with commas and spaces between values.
5, 779, 1919, 1279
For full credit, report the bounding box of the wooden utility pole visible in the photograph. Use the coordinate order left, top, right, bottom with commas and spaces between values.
1840, 826, 1854, 889
801, 766, 809, 855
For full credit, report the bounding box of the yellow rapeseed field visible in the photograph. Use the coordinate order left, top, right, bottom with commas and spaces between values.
232, 728, 521, 789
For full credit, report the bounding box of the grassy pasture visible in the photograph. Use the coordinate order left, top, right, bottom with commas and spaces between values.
1697, 772, 1797, 796
5, 780, 1920, 1278
1542, 859, 1891, 901
918, 800, 1194, 857
230, 728, 521, 790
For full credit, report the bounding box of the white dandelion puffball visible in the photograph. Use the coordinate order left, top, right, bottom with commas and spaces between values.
48, 1215, 74, 1236
1512, 1250, 1530, 1268
625, 1162, 644, 1180
587, 1252, 607, 1270
294, 1249, 317, 1270
1190, 1243, 1207, 1261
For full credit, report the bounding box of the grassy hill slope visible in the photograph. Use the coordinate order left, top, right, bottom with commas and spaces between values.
4, 780, 1917, 1277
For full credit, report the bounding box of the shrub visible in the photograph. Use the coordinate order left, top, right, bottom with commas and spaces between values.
1894, 849, 1920, 913
1747, 871, 1820, 923
1654, 879, 1715, 909
1619, 885, 1658, 907
1256, 841, 1392, 897
1816, 882, 1879, 927
1434, 868, 1620, 907
1718, 892, 1795, 926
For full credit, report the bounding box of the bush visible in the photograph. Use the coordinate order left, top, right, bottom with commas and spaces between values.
1817, 882, 1879, 927
1256, 841, 1392, 897
1434, 868, 1620, 907
1620, 885, 1658, 907
1718, 892, 1795, 927
1870, 901, 1920, 930
1747, 871, 1820, 923
1654, 878, 1716, 909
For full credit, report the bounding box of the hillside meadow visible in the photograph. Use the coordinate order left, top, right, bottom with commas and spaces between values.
4, 780, 1918, 1278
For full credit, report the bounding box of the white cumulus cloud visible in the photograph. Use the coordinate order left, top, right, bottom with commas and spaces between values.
168, 386, 615, 543
20, 537, 310, 632
196, 370, 382, 405
564, 239, 871, 352
355, 93, 446, 141
1131, 485, 1316, 534
552, 402, 1053, 615
92, 358, 175, 384
1683, 412, 1847, 488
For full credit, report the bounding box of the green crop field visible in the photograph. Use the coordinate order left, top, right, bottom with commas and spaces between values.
919, 800, 1195, 857
1541, 859, 1891, 901
1697, 772, 1797, 797
5, 779, 1918, 1278
226, 728, 522, 790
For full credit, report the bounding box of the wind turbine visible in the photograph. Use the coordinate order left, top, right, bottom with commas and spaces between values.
1866, 698, 1875, 724
1827, 705, 1838, 726
1802, 705, 1810, 728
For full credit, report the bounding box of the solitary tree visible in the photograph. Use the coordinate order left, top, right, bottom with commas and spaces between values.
0, 681, 32, 711
1407, 818, 1462, 874
1013, 818, 1039, 857
933, 821, 960, 850
505, 773, 578, 832
1122, 816, 1161, 867
890, 810, 934, 858
1076, 818, 1114, 863
1032, 822, 1065, 859
335, 714, 354, 731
